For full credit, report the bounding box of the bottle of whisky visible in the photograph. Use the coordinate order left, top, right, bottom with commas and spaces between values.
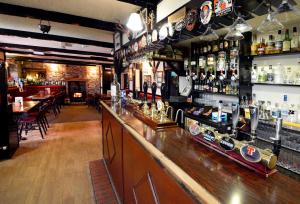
267, 65, 274, 83
111, 73, 120, 102
266, 35, 275, 55
291, 27, 299, 52
251, 64, 258, 83
275, 30, 283, 54
251, 34, 258, 55
257, 37, 266, 55
283, 29, 291, 52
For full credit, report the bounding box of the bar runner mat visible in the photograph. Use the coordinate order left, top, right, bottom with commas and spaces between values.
89, 160, 118, 204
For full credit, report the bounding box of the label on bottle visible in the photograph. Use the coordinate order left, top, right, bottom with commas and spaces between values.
291, 37, 299, 50
111, 85, 117, 97
220, 137, 235, 151
283, 40, 291, 52
267, 73, 274, 82
257, 47, 265, 55
275, 41, 283, 51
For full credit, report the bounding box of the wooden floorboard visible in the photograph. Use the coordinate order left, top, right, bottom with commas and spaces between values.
0, 116, 102, 204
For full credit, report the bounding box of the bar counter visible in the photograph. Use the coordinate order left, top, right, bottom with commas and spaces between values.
101, 101, 300, 204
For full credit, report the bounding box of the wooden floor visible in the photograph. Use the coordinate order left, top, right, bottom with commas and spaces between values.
0, 109, 102, 204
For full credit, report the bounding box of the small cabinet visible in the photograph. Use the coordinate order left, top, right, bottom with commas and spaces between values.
102, 108, 123, 202
123, 129, 195, 204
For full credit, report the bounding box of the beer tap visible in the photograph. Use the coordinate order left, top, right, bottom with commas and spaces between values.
175, 109, 184, 127
249, 105, 259, 142
165, 101, 174, 120
160, 82, 167, 102
270, 111, 282, 156
143, 81, 148, 102
151, 82, 157, 103
231, 103, 240, 138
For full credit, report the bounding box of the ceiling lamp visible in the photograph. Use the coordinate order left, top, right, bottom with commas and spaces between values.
275, 0, 300, 23
231, 16, 252, 33
224, 27, 244, 41
257, 9, 284, 33
199, 25, 219, 41
126, 13, 143, 32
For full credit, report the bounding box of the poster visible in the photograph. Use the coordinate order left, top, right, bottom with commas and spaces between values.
214, 0, 233, 17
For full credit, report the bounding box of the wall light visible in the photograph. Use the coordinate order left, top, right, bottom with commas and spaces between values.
126, 13, 143, 32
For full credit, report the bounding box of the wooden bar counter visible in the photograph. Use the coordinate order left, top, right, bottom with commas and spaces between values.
101, 101, 300, 204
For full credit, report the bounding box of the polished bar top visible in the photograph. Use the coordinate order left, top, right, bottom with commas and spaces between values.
101, 101, 300, 204
27, 94, 52, 101
12, 101, 40, 113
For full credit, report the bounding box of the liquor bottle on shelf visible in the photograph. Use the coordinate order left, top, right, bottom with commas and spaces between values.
281, 95, 289, 120
266, 35, 275, 55
251, 64, 258, 83
212, 41, 219, 53
274, 63, 284, 84
258, 66, 267, 83
251, 34, 258, 56
291, 27, 299, 52
267, 65, 274, 83
203, 43, 208, 54
275, 30, 283, 54
257, 37, 266, 55
288, 104, 297, 123
219, 37, 224, 51
283, 29, 291, 52
224, 39, 229, 51
111, 73, 120, 102
271, 102, 280, 119
207, 43, 212, 53
284, 67, 294, 84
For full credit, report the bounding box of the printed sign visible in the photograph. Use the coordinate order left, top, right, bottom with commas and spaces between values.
214, 0, 233, 17
240, 144, 262, 163
200, 1, 213, 25
203, 130, 215, 142
219, 137, 235, 151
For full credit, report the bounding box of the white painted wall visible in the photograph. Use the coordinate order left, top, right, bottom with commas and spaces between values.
252, 54, 300, 105
156, 0, 190, 23
0, 14, 113, 43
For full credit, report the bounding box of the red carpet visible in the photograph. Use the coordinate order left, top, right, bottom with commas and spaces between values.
89, 160, 118, 204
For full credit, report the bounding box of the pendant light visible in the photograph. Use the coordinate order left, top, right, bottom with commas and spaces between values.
126, 13, 143, 32
231, 15, 252, 33
275, 0, 300, 23
199, 24, 219, 41
224, 27, 244, 41
257, 9, 284, 33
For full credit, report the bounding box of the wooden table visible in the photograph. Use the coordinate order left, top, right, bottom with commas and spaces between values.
12, 101, 40, 113
27, 94, 52, 101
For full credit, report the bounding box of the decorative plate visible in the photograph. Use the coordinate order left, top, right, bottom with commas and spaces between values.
200, 1, 213, 25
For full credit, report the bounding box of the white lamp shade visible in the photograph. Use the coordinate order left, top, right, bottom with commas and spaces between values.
126, 13, 143, 32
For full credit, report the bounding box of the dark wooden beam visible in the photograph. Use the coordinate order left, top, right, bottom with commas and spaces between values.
13, 56, 113, 67
117, 0, 158, 9
0, 2, 116, 32
0, 43, 113, 57
0, 29, 113, 48
5, 50, 113, 62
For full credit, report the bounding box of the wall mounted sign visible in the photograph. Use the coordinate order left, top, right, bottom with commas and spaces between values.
219, 137, 235, 151
185, 9, 197, 31
203, 130, 215, 142
200, 1, 213, 25
240, 144, 262, 163
214, 0, 233, 17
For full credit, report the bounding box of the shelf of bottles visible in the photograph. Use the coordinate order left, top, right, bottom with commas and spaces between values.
190, 38, 240, 98
248, 25, 300, 128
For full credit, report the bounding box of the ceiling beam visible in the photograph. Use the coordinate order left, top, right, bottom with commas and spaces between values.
6, 50, 113, 62
12, 56, 113, 67
0, 43, 113, 57
0, 29, 113, 48
0, 2, 116, 32
117, 0, 158, 9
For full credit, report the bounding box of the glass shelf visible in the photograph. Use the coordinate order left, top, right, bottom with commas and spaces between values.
252, 83, 300, 87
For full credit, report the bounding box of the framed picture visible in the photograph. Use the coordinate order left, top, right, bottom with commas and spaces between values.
144, 75, 152, 87
114, 32, 121, 51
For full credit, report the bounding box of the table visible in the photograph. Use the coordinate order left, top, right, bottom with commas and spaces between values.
27, 94, 52, 101
12, 101, 40, 113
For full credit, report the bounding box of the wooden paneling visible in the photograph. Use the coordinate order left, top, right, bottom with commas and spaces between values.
123, 128, 195, 204
102, 108, 123, 202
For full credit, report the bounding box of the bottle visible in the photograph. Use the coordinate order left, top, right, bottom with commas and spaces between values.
275, 30, 283, 54
266, 35, 275, 55
281, 95, 289, 120
111, 73, 120, 102
212, 41, 219, 52
274, 63, 284, 84
251, 34, 258, 55
283, 29, 291, 52
288, 104, 297, 123
272, 103, 280, 119
251, 64, 258, 83
219, 37, 224, 51
285, 67, 294, 84
267, 65, 274, 83
291, 27, 299, 52
258, 66, 267, 83
257, 37, 266, 55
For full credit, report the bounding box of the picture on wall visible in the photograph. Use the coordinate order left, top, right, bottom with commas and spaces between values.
114, 32, 121, 51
